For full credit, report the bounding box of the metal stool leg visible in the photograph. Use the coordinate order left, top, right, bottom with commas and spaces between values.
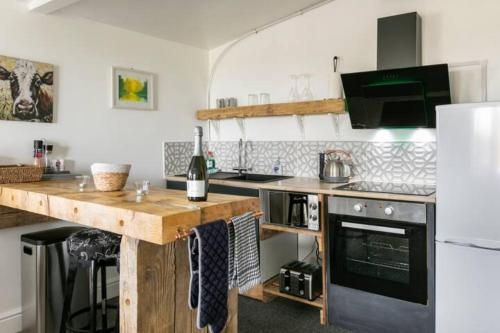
101, 265, 108, 331
60, 256, 78, 333
89, 260, 98, 333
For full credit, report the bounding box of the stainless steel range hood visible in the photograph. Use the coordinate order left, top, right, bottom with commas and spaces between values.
341, 12, 451, 129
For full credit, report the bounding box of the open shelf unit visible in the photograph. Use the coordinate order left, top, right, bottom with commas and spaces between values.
196, 98, 345, 120
259, 194, 329, 325
263, 275, 324, 309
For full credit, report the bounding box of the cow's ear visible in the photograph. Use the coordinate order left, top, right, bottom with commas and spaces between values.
41, 72, 53, 85
0, 66, 10, 80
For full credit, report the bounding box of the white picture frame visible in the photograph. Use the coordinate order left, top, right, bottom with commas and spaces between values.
111, 67, 156, 110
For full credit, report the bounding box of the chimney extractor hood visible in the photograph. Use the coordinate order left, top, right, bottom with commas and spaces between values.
377, 12, 421, 70
342, 12, 451, 129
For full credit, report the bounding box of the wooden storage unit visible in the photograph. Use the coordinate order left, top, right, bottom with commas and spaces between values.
260, 193, 329, 325
196, 99, 345, 120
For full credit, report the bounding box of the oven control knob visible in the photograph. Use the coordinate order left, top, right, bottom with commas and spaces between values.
309, 203, 318, 210
309, 215, 318, 221
353, 203, 363, 212
384, 206, 394, 216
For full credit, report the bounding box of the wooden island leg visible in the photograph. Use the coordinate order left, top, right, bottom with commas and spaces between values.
120, 236, 176, 332
120, 236, 238, 333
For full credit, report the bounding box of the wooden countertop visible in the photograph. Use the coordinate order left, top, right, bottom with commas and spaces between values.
165, 175, 436, 203
0, 180, 259, 244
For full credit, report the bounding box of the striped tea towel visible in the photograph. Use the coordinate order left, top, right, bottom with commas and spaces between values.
228, 212, 261, 293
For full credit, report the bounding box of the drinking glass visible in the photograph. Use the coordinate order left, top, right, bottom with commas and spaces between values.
135, 180, 150, 196
248, 94, 258, 105
75, 175, 90, 191
300, 74, 314, 101
259, 93, 270, 104
288, 75, 300, 102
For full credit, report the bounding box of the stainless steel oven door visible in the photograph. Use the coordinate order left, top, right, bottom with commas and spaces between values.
330, 214, 427, 304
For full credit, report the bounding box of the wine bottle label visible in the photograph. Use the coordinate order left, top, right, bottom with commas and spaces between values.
187, 180, 205, 197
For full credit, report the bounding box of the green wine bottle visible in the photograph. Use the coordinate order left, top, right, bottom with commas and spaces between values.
187, 126, 208, 201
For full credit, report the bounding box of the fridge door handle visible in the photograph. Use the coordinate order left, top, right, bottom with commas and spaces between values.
443, 239, 500, 251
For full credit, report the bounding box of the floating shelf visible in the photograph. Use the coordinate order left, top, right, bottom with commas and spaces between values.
263, 276, 324, 309
196, 99, 345, 120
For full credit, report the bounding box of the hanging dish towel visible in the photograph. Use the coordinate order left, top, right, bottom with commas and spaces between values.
228, 212, 261, 293
188, 220, 229, 333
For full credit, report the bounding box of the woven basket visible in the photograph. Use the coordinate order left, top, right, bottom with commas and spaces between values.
92, 172, 129, 191
0, 165, 43, 184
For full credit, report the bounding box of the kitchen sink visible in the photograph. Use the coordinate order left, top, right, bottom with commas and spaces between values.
226, 173, 292, 182
175, 172, 292, 183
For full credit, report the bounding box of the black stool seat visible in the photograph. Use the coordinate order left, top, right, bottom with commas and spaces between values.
68, 229, 121, 266
61, 229, 121, 333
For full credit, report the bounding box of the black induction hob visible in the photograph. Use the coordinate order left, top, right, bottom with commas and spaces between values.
335, 181, 436, 196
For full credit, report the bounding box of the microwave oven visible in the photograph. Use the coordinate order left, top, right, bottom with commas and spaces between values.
261, 190, 320, 231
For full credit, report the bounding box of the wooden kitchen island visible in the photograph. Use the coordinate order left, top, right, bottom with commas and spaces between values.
0, 180, 259, 333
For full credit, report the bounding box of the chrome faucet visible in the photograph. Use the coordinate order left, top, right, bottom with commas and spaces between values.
233, 138, 252, 175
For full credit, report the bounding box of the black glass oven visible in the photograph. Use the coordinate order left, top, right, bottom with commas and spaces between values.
330, 214, 427, 304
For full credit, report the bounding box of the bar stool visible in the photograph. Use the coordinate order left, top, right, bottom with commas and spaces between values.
60, 229, 121, 333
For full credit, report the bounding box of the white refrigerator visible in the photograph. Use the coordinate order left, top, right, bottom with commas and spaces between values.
436, 102, 500, 333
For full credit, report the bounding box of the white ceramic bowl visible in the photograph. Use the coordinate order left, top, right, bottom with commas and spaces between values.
91, 163, 131, 174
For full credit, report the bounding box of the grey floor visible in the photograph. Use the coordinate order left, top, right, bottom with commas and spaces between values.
238, 296, 352, 333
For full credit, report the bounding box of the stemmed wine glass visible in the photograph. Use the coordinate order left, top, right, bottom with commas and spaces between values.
300, 74, 314, 101
288, 75, 300, 102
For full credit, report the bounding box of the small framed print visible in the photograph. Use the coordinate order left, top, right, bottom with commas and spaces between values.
112, 67, 155, 110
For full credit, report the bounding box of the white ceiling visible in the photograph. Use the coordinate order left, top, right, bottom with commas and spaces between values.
42, 0, 327, 49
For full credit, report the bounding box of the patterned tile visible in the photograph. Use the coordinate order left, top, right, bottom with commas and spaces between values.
164, 140, 437, 184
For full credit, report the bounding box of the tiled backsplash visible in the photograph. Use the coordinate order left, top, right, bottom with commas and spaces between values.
164, 141, 437, 184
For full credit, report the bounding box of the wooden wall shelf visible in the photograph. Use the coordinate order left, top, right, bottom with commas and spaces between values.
196, 99, 345, 120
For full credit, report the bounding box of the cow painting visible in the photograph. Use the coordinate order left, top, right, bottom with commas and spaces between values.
0, 56, 54, 123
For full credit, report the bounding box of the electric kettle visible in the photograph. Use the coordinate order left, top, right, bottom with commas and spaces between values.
319, 150, 352, 183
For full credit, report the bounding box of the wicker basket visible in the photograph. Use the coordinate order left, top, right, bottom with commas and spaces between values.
0, 165, 43, 184
92, 172, 129, 192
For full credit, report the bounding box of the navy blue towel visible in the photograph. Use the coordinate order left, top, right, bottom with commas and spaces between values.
188, 220, 229, 333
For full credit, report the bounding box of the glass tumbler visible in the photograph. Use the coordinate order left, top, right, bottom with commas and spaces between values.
248, 94, 258, 105
259, 93, 270, 104
75, 175, 90, 191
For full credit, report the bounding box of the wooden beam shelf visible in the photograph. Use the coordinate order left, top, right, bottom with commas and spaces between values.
196, 99, 345, 120
263, 276, 324, 309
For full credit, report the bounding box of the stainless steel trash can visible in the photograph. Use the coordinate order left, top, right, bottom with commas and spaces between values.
21, 227, 89, 333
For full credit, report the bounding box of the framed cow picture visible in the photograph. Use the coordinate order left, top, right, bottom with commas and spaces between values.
0, 55, 54, 123
111, 67, 155, 110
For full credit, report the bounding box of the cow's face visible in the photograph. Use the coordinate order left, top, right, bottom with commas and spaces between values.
0, 60, 53, 120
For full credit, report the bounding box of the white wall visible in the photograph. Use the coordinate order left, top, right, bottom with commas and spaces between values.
208, 0, 499, 142
0, 0, 207, 185
0, 1, 207, 331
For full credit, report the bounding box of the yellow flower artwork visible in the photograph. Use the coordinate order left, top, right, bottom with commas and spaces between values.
118, 75, 148, 102
112, 67, 155, 110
